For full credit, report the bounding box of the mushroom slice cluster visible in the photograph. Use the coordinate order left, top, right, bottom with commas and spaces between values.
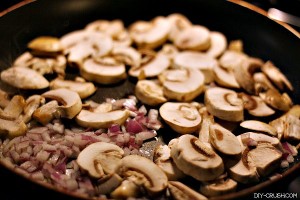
77, 142, 124, 178
27, 36, 63, 57
205, 87, 243, 122
159, 68, 204, 102
160, 102, 202, 134
173, 51, 217, 83
170, 135, 224, 181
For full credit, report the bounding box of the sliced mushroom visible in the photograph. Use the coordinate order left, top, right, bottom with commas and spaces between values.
112, 46, 141, 68
50, 78, 96, 99
0, 117, 27, 138
77, 142, 124, 178
135, 80, 167, 106
159, 68, 205, 102
198, 107, 214, 144
237, 132, 280, 149
1, 67, 49, 89
128, 53, 170, 78
159, 44, 179, 61
97, 173, 123, 195
160, 102, 202, 134
129, 16, 171, 49
218, 50, 248, 70
0, 95, 25, 120
111, 179, 141, 199
27, 36, 63, 57
42, 88, 82, 119
115, 155, 168, 196
168, 181, 208, 200
0, 89, 10, 108
253, 72, 278, 93
170, 134, 224, 181
21, 95, 44, 123
240, 120, 277, 137
80, 57, 127, 84
173, 51, 217, 83
270, 114, 300, 141
33, 100, 59, 125
199, 177, 237, 197
76, 109, 130, 129
209, 123, 242, 156
112, 30, 132, 48
174, 25, 211, 51
204, 87, 244, 122
167, 13, 192, 42
213, 64, 240, 89
153, 144, 185, 181
228, 39, 243, 52
205, 31, 227, 58
261, 61, 293, 91
259, 89, 293, 111
85, 19, 124, 38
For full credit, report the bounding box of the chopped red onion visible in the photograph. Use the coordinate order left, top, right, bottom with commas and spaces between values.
126, 119, 144, 134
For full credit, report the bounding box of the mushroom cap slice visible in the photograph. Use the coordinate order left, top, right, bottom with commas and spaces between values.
76, 109, 130, 129
128, 53, 170, 78
174, 25, 211, 51
173, 51, 217, 83
204, 87, 244, 122
27, 36, 63, 56
160, 102, 202, 134
21, 95, 44, 123
198, 107, 214, 144
213, 64, 240, 89
259, 89, 293, 112
167, 13, 192, 42
205, 31, 227, 58
135, 80, 167, 106
42, 88, 82, 119
219, 50, 248, 70
168, 181, 208, 200
1, 67, 49, 89
97, 173, 123, 195
129, 16, 171, 49
85, 19, 124, 38
199, 178, 237, 197
209, 123, 242, 156
253, 72, 278, 92
0, 118, 27, 138
80, 57, 127, 84
0, 89, 10, 108
115, 155, 168, 195
159, 68, 205, 102
170, 134, 224, 181
50, 78, 96, 99
0, 95, 25, 120
112, 46, 141, 68
237, 132, 280, 149
77, 142, 124, 178
33, 100, 58, 125
240, 120, 277, 137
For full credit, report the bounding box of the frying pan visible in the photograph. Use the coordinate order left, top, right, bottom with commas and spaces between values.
0, 0, 300, 199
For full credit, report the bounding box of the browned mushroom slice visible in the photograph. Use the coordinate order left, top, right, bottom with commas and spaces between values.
240, 120, 277, 137
198, 107, 214, 144
228, 39, 243, 52
167, 13, 192, 42
0, 118, 27, 138
96, 173, 123, 195
199, 177, 237, 197
168, 181, 208, 200
160, 102, 202, 134
174, 25, 211, 51
237, 132, 280, 149
1, 67, 49, 89
27, 36, 63, 57
259, 89, 293, 112
170, 134, 224, 181
213, 64, 240, 89
21, 95, 44, 123
173, 51, 217, 83
205, 31, 227, 58
33, 100, 59, 125
261, 61, 293, 91
0, 95, 25, 120
0, 89, 10, 108
270, 114, 300, 141
204, 87, 244, 122
253, 72, 278, 93
159, 68, 205, 102
80, 57, 127, 84
85, 19, 125, 38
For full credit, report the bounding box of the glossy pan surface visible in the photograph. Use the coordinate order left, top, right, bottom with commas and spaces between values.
0, 0, 299, 199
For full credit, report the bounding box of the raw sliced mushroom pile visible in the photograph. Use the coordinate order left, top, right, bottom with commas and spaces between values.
0, 13, 299, 199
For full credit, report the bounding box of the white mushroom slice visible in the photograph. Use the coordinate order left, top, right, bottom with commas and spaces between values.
219, 50, 248, 70
115, 155, 168, 195
261, 61, 293, 91
270, 114, 300, 141
159, 68, 204, 102
237, 132, 280, 149
213, 64, 240, 88
228, 39, 243, 52
112, 46, 141, 68
173, 51, 217, 83
209, 123, 242, 156
1, 67, 49, 89
174, 25, 211, 51
170, 134, 224, 181
128, 53, 170, 78
85, 19, 124, 38
167, 13, 192, 42
199, 178, 237, 197
0, 118, 27, 138
259, 89, 293, 112
204, 87, 244, 122
77, 142, 124, 178
160, 102, 202, 134
168, 181, 208, 200
159, 44, 179, 61
27, 36, 63, 56
129, 16, 171, 49
110, 179, 140, 199
0, 95, 25, 120
42, 88, 82, 119
80, 57, 127, 84
205, 31, 227, 58
76, 109, 130, 129
135, 80, 167, 106
0, 89, 10, 108
97, 173, 123, 195
153, 144, 185, 181
113, 30, 132, 48
247, 143, 282, 177
21, 95, 44, 123
50, 78, 96, 99
33, 100, 58, 125
240, 120, 277, 137
253, 72, 278, 92
198, 107, 214, 144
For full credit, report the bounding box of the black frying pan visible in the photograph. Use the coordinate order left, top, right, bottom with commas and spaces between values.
0, 0, 300, 199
